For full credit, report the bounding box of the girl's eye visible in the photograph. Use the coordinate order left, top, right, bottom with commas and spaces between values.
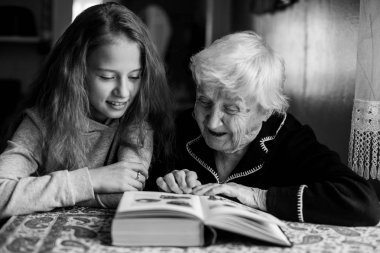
224, 105, 240, 114
99, 75, 115, 80
129, 75, 141, 80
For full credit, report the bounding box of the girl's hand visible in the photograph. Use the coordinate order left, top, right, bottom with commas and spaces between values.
156, 169, 201, 194
192, 182, 267, 211
89, 160, 148, 193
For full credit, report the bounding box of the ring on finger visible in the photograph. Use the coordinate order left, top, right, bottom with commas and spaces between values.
136, 171, 141, 180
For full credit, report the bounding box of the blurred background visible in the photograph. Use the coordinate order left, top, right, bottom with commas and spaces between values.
0, 0, 359, 165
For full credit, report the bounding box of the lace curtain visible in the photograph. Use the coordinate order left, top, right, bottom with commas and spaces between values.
348, 0, 380, 179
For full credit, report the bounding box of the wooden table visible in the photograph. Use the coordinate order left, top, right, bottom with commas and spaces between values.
0, 206, 379, 252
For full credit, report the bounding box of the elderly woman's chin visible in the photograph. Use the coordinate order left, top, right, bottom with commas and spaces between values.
203, 133, 233, 153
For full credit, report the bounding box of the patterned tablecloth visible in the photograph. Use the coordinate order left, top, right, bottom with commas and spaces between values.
0, 206, 379, 253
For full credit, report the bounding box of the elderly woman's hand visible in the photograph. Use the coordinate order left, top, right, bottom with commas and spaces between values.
192, 182, 267, 211
156, 169, 201, 194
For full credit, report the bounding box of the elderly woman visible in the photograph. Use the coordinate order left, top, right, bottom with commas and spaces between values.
156, 31, 380, 226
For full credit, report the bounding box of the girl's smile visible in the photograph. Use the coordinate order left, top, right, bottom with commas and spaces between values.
106, 100, 129, 110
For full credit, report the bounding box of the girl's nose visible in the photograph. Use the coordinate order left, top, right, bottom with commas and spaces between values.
114, 77, 130, 98
207, 106, 223, 129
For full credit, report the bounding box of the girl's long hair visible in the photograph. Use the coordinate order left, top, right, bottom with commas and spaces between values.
27, 2, 173, 170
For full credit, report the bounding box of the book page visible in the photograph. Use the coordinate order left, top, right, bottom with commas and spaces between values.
116, 191, 205, 220
200, 195, 285, 226
206, 215, 291, 246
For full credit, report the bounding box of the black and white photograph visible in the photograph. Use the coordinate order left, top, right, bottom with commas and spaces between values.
0, 0, 380, 252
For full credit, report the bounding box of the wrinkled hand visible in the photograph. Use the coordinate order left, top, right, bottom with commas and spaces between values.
193, 182, 267, 211
156, 169, 201, 194
89, 160, 148, 193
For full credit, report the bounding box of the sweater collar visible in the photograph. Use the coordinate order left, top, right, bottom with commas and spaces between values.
186, 113, 287, 183
87, 117, 119, 133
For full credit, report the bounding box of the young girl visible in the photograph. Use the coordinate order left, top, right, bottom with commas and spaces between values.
0, 2, 174, 218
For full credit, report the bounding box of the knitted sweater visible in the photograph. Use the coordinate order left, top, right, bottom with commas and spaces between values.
0, 109, 151, 218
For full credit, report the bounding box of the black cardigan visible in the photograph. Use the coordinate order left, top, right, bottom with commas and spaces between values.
167, 108, 380, 226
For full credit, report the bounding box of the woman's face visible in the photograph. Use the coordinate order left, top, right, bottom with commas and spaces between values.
194, 85, 268, 153
86, 35, 142, 123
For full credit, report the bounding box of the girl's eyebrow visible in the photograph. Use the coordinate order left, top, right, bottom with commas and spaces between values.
91, 67, 142, 73
129, 68, 142, 74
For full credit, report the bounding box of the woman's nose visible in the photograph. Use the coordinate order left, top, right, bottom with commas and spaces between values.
207, 106, 223, 129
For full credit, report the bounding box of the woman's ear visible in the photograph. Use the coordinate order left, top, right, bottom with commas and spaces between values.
255, 101, 272, 122
263, 110, 272, 122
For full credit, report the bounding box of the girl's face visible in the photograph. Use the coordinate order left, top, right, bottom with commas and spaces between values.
86, 35, 141, 123
194, 85, 268, 153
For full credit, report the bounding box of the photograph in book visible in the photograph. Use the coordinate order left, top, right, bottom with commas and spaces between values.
111, 191, 292, 247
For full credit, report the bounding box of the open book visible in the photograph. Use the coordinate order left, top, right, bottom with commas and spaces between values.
112, 191, 291, 247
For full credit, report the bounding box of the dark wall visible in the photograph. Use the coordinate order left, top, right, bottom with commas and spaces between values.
0, 0, 51, 150
122, 0, 206, 113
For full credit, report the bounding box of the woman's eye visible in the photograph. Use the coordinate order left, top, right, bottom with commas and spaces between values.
197, 97, 211, 107
224, 105, 240, 114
